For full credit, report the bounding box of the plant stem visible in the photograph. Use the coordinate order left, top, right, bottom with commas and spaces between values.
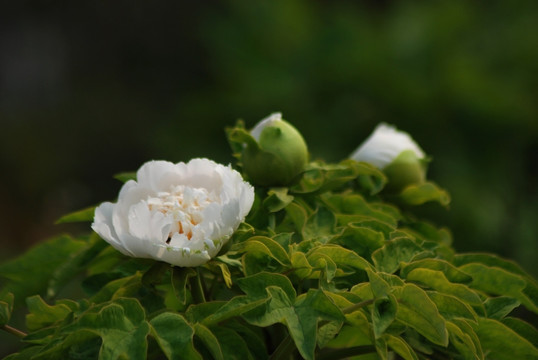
189, 267, 206, 303
1, 325, 27, 339
269, 334, 295, 360
317, 345, 376, 360
342, 299, 374, 314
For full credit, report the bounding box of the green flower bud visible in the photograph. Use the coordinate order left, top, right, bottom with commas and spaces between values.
382, 150, 427, 192
350, 123, 428, 192
243, 113, 308, 186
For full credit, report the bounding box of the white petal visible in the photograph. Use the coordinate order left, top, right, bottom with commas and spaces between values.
136, 160, 179, 191
251, 112, 282, 141
182, 158, 224, 191
92, 202, 136, 257
92, 202, 121, 247
350, 123, 425, 169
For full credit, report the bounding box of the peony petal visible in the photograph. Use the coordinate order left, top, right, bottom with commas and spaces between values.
250, 112, 282, 141
182, 158, 224, 191
136, 160, 179, 192
92, 202, 121, 247
350, 123, 425, 169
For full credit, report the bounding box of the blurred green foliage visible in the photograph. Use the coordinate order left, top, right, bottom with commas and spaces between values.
0, 0, 537, 281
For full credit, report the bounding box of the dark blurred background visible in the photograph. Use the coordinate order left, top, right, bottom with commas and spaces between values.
1, 0, 537, 279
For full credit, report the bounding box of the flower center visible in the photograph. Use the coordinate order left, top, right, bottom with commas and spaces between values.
147, 185, 216, 241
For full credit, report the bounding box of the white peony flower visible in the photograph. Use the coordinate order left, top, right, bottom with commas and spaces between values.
92, 158, 254, 267
350, 123, 425, 169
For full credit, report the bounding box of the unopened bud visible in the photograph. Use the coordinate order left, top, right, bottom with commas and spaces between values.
243, 113, 308, 186
350, 123, 427, 192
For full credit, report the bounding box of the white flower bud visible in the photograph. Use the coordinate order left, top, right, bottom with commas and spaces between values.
351, 123, 427, 191
242, 113, 308, 186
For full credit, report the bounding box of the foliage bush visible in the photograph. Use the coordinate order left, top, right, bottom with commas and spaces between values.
1, 120, 537, 360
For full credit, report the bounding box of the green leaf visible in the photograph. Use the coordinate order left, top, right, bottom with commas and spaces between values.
81, 272, 125, 297
371, 237, 423, 274
113, 171, 137, 183
325, 193, 397, 226
473, 318, 538, 360
171, 267, 196, 305
400, 258, 472, 284
263, 187, 294, 212
395, 284, 449, 347
186, 302, 225, 324
0, 235, 87, 306
26, 295, 72, 331
309, 254, 338, 283
55, 206, 96, 224
212, 326, 255, 360
307, 245, 372, 273
0, 292, 14, 326
193, 323, 224, 360
372, 295, 397, 339
228, 222, 256, 245
446, 321, 481, 360
285, 202, 308, 237
241, 285, 344, 360
375, 337, 388, 360
398, 181, 450, 207
85, 246, 126, 276
334, 224, 385, 258
224, 322, 268, 360
383, 334, 419, 360
90, 299, 149, 360
501, 317, 538, 349
367, 269, 391, 298
242, 250, 274, 277
317, 321, 343, 349
347, 160, 387, 195
366, 270, 397, 339
47, 234, 109, 299
226, 120, 253, 154
3, 347, 44, 360
150, 312, 201, 360
293, 289, 348, 360
291, 161, 362, 194
323, 324, 375, 358
426, 291, 477, 322
454, 253, 528, 276
456, 254, 538, 314
237, 272, 296, 301
290, 251, 312, 279
215, 262, 233, 288
90, 273, 143, 303
377, 272, 405, 287
406, 268, 482, 306
240, 236, 290, 266
141, 261, 170, 287
402, 222, 452, 247
459, 263, 538, 313
35, 299, 150, 360
32, 330, 100, 360
451, 319, 484, 360
484, 297, 520, 320
202, 296, 268, 327
303, 206, 337, 243
351, 218, 396, 238
351, 283, 374, 301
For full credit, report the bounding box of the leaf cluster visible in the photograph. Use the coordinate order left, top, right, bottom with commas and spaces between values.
1, 136, 537, 359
